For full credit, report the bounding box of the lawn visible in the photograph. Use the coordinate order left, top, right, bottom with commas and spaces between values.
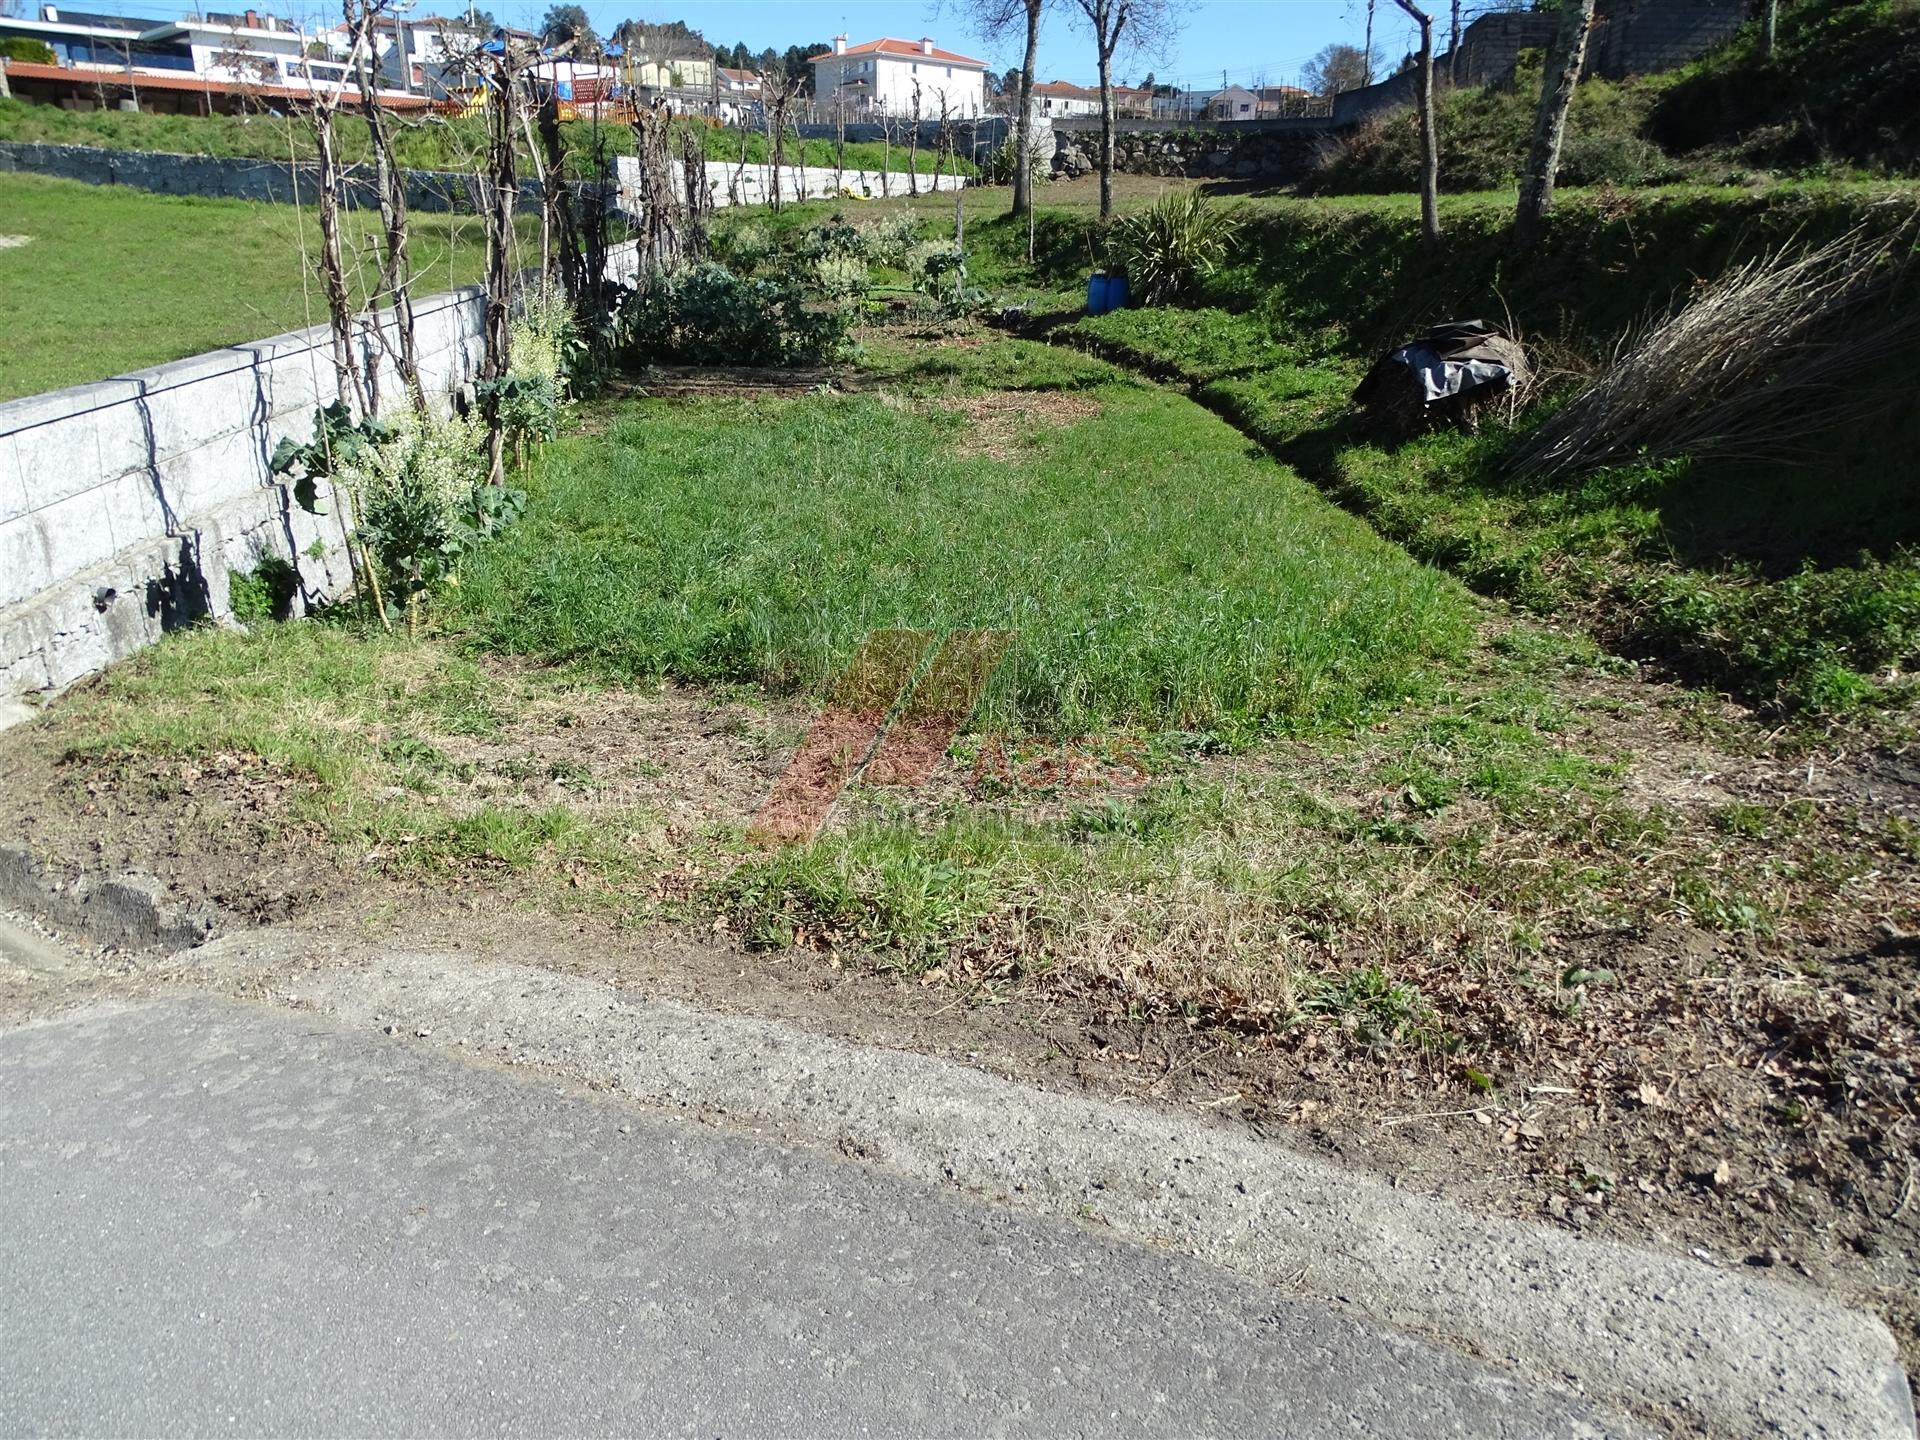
0, 172, 532, 401
450, 337, 1473, 737
0, 97, 972, 177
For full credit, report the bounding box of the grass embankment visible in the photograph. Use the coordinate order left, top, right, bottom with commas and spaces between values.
53, 334, 1902, 1037
1022, 187, 1920, 716
0, 172, 533, 399
0, 97, 972, 177
1313, 0, 1920, 192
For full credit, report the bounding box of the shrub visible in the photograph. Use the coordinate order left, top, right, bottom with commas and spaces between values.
710, 219, 773, 276
342, 408, 494, 598
812, 252, 870, 300
1107, 190, 1244, 306
907, 242, 983, 316
0, 37, 55, 63
862, 208, 920, 266
621, 262, 854, 366
508, 283, 576, 397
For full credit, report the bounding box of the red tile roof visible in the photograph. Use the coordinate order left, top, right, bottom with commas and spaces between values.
1, 58, 436, 107
809, 37, 986, 69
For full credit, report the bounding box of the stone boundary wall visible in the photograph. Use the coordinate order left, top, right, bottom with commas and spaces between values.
1049, 127, 1326, 184
0, 243, 641, 724
0, 140, 545, 213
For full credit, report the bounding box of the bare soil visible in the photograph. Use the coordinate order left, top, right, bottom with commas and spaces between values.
2, 646, 1917, 1372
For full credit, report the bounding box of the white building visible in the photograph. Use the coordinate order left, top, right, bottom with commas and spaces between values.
810, 35, 986, 119
1028, 79, 1097, 118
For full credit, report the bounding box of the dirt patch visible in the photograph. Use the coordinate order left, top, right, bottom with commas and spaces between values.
946, 391, 1101, 460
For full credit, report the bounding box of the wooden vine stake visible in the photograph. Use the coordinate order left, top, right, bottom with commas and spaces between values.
306, 85, 390, 632
480, 34, 528, 488
346, 0, 422, 408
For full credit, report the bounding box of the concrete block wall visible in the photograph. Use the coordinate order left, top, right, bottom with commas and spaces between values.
615, 156, 967, 214
0, 141, 545, 214
0, 242, 642, 724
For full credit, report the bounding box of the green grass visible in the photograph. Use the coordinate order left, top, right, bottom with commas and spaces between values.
1013, 187, 1920, 716
0, 98, 970, 177
0, 172, 532, 399
447, 337, 1474, 737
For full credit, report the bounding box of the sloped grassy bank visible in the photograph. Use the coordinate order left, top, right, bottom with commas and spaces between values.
1020, 186, 1920, 717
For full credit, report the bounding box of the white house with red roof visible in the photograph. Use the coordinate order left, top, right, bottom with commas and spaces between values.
810, 34, 986, 118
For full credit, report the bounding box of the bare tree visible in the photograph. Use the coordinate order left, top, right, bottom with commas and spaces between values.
1302, 41, 1371, 97
1448, 0, 1461, 84
1392, 0, 1440, 248
1515, 0, 1596, 246
1760, 0, 1779, 59
345, 0, 422, 407
759, 68, 804, 210
480, 35, 533, 485
1070, 0, 1179, 220
907, 80, 923, 196
1363, 0, 1376, 84
968, 0, 1049, 217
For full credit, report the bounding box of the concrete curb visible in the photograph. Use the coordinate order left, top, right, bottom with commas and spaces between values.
188, 929, 1914, 1439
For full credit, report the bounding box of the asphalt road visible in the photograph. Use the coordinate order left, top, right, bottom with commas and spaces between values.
0, 997, 1641, 1437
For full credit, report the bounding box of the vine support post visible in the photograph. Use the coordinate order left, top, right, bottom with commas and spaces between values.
481, 42, 523, 487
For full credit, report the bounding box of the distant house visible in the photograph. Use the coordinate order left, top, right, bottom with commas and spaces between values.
1151, 87, 1212, 121
810, 34, 987, 118
1253, 83, 1317, 116
1204, 84, 1258, 121
1028, 78, 1151, 120
1029, 78, 1097, 117
716, 65, 760, 122
0, 1, 429, 106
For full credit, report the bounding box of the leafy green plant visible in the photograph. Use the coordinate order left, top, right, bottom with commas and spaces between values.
475, 373, 561, 470
228, 555, 299, 624
908, 243, 984, 317
620, 262, 854, 366
710, 220, 773, 276
1106, 190, 1244, 306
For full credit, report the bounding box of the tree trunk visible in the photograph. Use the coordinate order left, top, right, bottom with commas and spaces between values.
1010, 0, 1041, 217
309, 103, 367, 418
1761, 0, 1778, 59
1096, 44, 1115, 219
1515, 0, 1595, 246
1395, 0, 1440, 248
1363, 0, 1376, 85
908, 84, 921, 197
348, 3, 421, 408
1449, 0, 1461, 85
482, 59, 518, 487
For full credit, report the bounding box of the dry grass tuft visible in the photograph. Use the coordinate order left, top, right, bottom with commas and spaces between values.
1512, 216, 1920, 481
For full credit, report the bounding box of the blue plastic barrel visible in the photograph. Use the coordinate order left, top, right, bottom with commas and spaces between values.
1106, 273, 1130, 311
1086, 272, 1111, 315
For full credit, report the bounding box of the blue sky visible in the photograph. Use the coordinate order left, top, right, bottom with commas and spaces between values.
69, 0, 1433, 92
504, 0, 1419, 91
